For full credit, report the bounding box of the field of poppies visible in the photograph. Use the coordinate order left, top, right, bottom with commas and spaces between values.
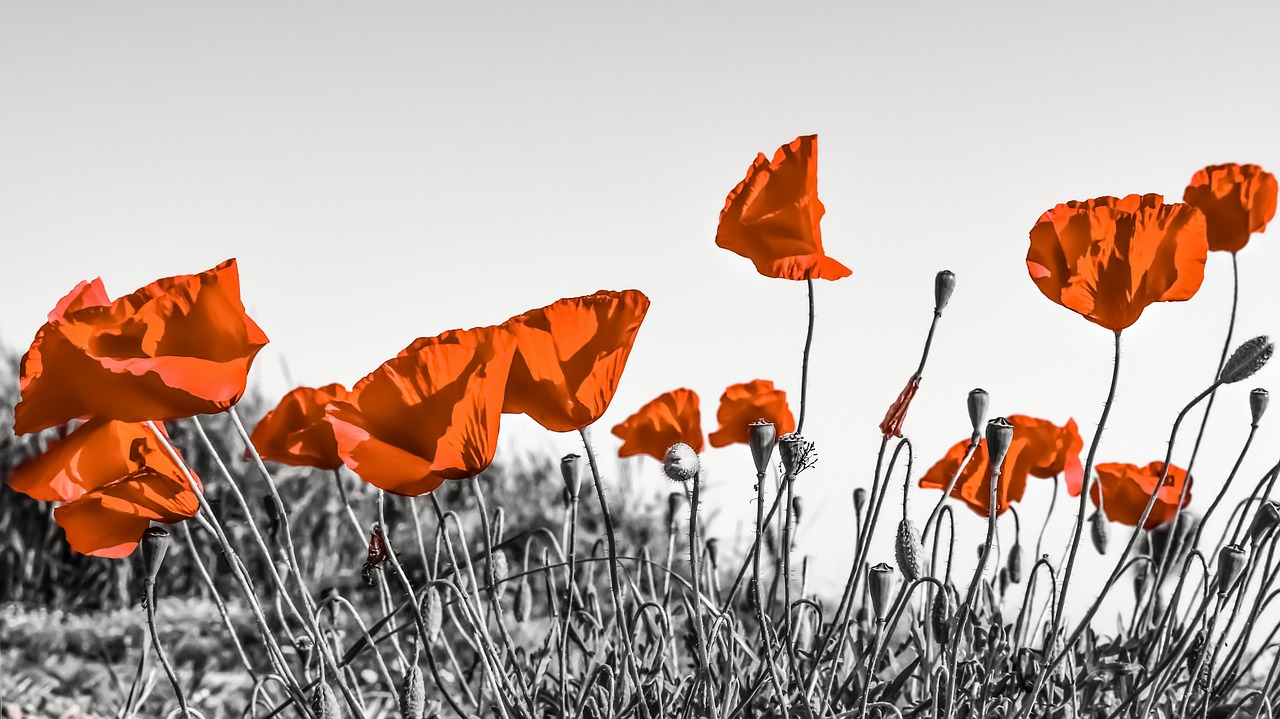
3, 135, 1280, 719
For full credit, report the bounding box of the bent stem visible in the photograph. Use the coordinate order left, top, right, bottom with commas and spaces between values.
144, 578, 192, 718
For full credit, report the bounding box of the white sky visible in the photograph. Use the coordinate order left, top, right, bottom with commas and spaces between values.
4, 2, 1280, 618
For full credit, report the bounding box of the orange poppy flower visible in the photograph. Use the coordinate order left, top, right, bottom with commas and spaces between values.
1182, 163, 1278, 253
707, 380, 796, 448
325, 325, 515, 496
14, 259, 269, 435
501, 290, 650, 433
919, 437, 1036, 517
1091, 461, 1191, 529
251, 384, 352, 470
715, 135, 851, 281
610, 388, 704, 461
1007, 415, 1085, 495
9, 418, 200, 557
1026, 194, 1208, 332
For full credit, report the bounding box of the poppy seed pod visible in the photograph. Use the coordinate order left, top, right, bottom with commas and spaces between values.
748, 419, 776, 475
1089, 511, 1109, 554
311, 683, 342, 719
423, 587, 443, 644
1248, 502, 1280, 544
868, 562, 894, 621
1216, 544, 1248, 596
985, 418, 1014, 470
935, 270, 957, 312
706, 538, 720, 568
663, 443, 700, 483
853, 488, 867, 515
931, 589, 953, 646
792, 495, 805, 525
779, 433, 805, 477
967, 389, 989, 441
895, 519, 924, 582
1221, 336, 1274, 385
399, 665, 426, 719
141, 527, 170, 585
1251, 389, 1270, 427
1007, 543, 1024, 584
560, 454, 582, 500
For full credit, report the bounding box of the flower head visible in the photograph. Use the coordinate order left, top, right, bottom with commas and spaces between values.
1027, 194, 1208, 332
252, 384, 351, 470
1091, 461, 1191, 529
14, 259, 269, 435
707, 380, 796, 448
715, 135, 850, 281
1007, 415, 1085, 495
1183, 163, 1277, 253
610, 388, 703, 461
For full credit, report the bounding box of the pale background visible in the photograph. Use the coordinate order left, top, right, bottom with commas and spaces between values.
4, 2, 1279, 620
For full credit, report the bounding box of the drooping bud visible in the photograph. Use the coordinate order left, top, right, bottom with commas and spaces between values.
748, 420, 776, 476
1251, 389, 1270, 427
422, 586, 443, 644
791, 495, 805, 525
853, 488, 868, 515
1006, 543, 1024, 584
141, 527, 170, 585
967, 389, 989, 442
666, 492, 683, 529
560, 454, 582, 500
1216, 544, 1248, 596
311, 682, 342, 719
663, 443, 700, 483
985, 418, 1014, 470
705, 538, 720, 569
399, 665, 426, 719
1248, 502, 1280, 545
514, 579, 533, 623
935, 270, 957, 312
931, 589, 953, 646
1220, 336, 1274, 385
895, 519, 924, 582
868, 563, 894, 621
880, 375, 922, 439
1089, 512, 1109, 555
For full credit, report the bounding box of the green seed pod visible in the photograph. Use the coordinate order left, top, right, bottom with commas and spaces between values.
998, 567, 1010, 595
1221, 336, 1274, 385
311, 682, 342, 719
663, 443, 700, 483
1090, 511, 1109, 555
560, 454, 582, 500
423, 586, 443, 644
748, 419, 776, 476
399, 665, 426, 719
779, 433, 805, 478
853, 488, 867, 515
985, 418, 1014, 469
868, 563, 894, 621
1248, 501, 1280, 545
931, 589, 953, 646
1216, 544, 1248, 596
1006, 543, 1024, 584
968, 389, 989, 441
1250, 388, 1269, 427
935, 270, 957, 312
895, 519, 924, 582
141, 526, 170, 585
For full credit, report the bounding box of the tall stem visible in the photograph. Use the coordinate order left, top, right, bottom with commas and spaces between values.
144, 580, 191, 717
797, 279, 816, 434
687, 471, 719, 718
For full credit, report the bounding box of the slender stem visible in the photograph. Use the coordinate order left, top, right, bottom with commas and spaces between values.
687, 471, 719, 718
797, 278, 816, 434
751, 469, 789, 713
144, 580, 191, 718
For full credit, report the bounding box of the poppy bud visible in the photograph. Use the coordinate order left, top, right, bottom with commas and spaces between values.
895, 519, 924, 582
1216, 544, 1248, 596
141, 526, 170, 585
985, 418, 1014, 470
748, 419, 776, 475
779, 433, 804, 477
1089, 511, 1109, 555
853, 488, 867, 515
666, 492, 683, 528
1007, 543, 1023, 584
967, 389, 989, 442
1248, 502, 1280, 545
491, 551, 509, 591
868, 562, 894, 621
998, 567, 1010, 595
935, 270, 957, 312
399, 665, 426, 719
663, 443, 700, 483
560, 454, 582, 500
311, 682, 341, 719
931, 589, 953, 646
514, 579, 533, 623
792, 495, 805, 525
423, 586, 443, 644
1251, 388, 1270, 427
1220, 336, 1274, 385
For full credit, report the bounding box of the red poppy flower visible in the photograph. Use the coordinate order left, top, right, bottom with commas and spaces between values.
1091, 461, 1191, 529
610, 388, 704, 461
1183, 163, 1278, 253
918, 437, 1036, 517
501, 290, 650, 433
707, 380, 796, 448
14, 259, 269, 435
9, 418, 200, 557
1026, 194, 1208, 332
715, 135, 851, 281
325, 325, 515, 496
1007, 415, 1084, 495
251, 384, 352, 470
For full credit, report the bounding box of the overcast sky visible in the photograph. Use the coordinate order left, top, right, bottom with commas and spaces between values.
4, 2, 1280, 615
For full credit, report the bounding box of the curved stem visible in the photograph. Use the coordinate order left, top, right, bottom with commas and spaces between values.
144, 580, 191, 718
797, 279, 815, 435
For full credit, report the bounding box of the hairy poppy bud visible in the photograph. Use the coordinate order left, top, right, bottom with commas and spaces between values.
1248, 502, 1280, 544
1216, 544, 1248, 596
895, 519, 923, 582
399, 665, 425, 719
663, 443, 699, 483
560, 454, 582, 500
968, 389, 989, 442
141, 527, 170, 585
1007, 543, 1024, 584
792, 495, 805, 525
935, 270, 957, 312
985, 418, 1014, 470
422, 586, 443, 644
311, 682, 341, 719
666, 492, 683, 528
931, 589, 953, 646
1251, 388, 1270, 427
748, 419, 776, 475
706, 538, 720, 569
779, 433, 804, 477
491, 551, 509, 593
1089, 511, 1109, 554
1185, 629, 1206, 672
853, 488, 867, 515
868, 562, 894, 621
514, 579, 533, 623
1221, 336, 1274, 385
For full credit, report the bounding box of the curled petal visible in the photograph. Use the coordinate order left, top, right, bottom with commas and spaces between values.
708, 380, 795, 448
611, 388, 704, 461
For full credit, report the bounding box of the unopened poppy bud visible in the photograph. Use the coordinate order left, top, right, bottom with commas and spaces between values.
706, 538, 720, 569
514, 579, 533, 623
931, 589, 953, 646
560, 454, 582, 500
1221, 336, 1274, 385
666, 492, 683, 528
663, 443, 700, 483
491, 551, 509, 589
311, 682, 341, 719
985, 418, 1014, 469
998, 567, 1010, 594
748, 419, 776, 475
399, 665, 426, 719
1216, 544, 1248, 595
1248, 502, 1280, 544
422, 587, 443, 644
141, 526, 170, 584
968, 389, 989, 442
895, 519, 924, 582
1251, 388, 1270, 427
791, 495, 805, 525
779, 433, 804, 477
853, 488, 867, 515
1089, 511, 1109, 555
868, 563, 894, 621
1007, 543, 1024, 584
935, 270, 957, 312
